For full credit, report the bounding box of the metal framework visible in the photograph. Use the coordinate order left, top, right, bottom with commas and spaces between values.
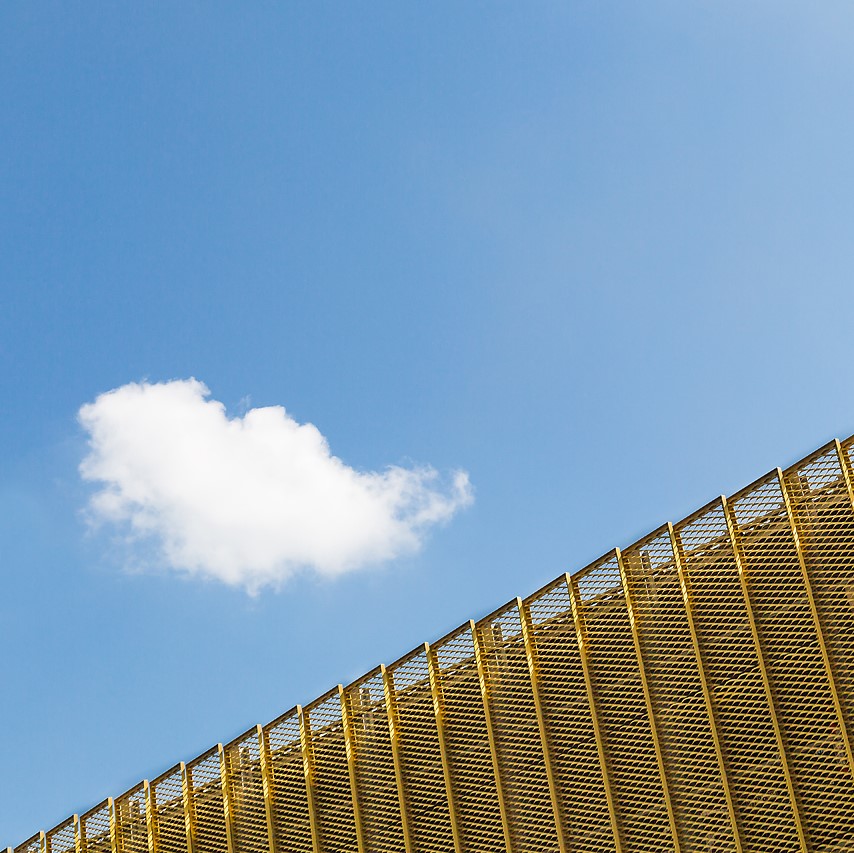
9, 436, 854, 852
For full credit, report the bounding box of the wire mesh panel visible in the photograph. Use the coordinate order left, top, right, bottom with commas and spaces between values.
474, 602, 559, 852
79, 801, 112, 853
150, 764, 188, 853
224, 727, 269, 853
114, 783, 148, 853
342, 668, 405, 852
729, 473, 854, 849
433, 623, 504, 852
622, 528, 735, 850
675, 501, 800, 851
13, 835, 43, 853
186, 748, 228, 853
304, 690, 358, 852
790, 442, 854, 757
574, 552, 671, 851
386, 646, 455, 852
264, 709, 313, 853
45, 819, 76, 853
524, 576, 615, 850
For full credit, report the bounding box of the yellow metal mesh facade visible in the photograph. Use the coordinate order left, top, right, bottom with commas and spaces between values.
11, 436, 854, 853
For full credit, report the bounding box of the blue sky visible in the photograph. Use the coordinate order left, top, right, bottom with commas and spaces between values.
3, 1, 854, 844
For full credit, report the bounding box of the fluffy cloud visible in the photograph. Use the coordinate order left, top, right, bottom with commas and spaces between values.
78, 379, 473, 592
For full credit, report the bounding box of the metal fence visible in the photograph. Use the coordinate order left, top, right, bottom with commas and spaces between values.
9, 436, 854, 852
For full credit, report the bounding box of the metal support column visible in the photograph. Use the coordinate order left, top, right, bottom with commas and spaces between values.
568, 576, 623, 853
218, 745, 237, 853
144, 782, 157, 853
381, 665, 414, 853
426, 643, 464, 853
777, 469, 854, 781
338, 685, 367, 853
722, 495, 808, 852
516, 597, 567, 853
180, 763, 197, 853
616, 549, 681, 852
108, 798, 118, 853
471, 619, 513, 853
669, 523, 744, 852
297, 707, 322, 853
257, 725, 279, 853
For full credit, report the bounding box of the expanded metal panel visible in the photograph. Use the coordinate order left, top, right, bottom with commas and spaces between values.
114, 783, 148, 853
790, 441, 854, 757
729, 473, 854, 849
342, 668, 405, 852
524, 576, 615, 849
264, 709, 313, 852
386, 646, 455, 852
622, 528, 735, 849
13, 834, 43, 853
474, 603, 558, 852
14, 435, 854, 853
433, 623, 504, 852
79, 801, 112, 853
304, 690, 358, 851
675, 501, 800, 851
574, 552, 672, 850
150, 765, 187, 853
223, 728, 268, 853
186, 748, 228, 853
44, 818, 75, 853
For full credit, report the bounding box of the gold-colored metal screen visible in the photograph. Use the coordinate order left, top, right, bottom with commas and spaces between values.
11, 435, 854, 853
113, 783, 147, 853
263, 708, 312, 852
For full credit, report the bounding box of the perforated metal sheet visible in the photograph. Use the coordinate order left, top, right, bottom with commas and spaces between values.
9, 435, 854, 853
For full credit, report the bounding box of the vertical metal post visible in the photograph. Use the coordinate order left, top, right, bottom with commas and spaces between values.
256, 725, 279, 853
298, 706, 322, 853
180, 763, 197, 853
426, 643, 464, 853
616, 549, 681, 852
381, 665, 414, 853
218, 744, 237, 853
516, 597, 567, 853
836, 439, 854, 507
722, 495, 808, 852
338, 685, 367, 853
108, 799, 118, 853
777, 469, 854, 780
144, 782, 157, 853
568, 576, 623, 853
73, 816, 82, 853
669, 524, 744, 852
471, 620, 514, 853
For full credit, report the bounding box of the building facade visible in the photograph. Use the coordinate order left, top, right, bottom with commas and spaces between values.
9, 437, 854, 852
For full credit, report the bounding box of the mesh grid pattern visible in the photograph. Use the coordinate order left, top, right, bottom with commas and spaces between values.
474, 604, 559, 852
730, 473, 854, 849
622, 528, 735, 849
13, 834, 43, 853
304, 691, 358, 852
675, 501, 800, 851
223, 728, 268, 853
44, 819, 75, 853
264, 709, 313, 852
10, 435, 854, 853
574, 552, 672, 850
186, 748, 228, 853
79, 801, 112, 853
525, 577, 615, 849
386, 647, 455, 852
150, 765, 187, 853
433, 624, 504, 852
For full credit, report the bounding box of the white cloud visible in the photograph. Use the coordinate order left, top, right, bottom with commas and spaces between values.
78, 379, 473, 592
